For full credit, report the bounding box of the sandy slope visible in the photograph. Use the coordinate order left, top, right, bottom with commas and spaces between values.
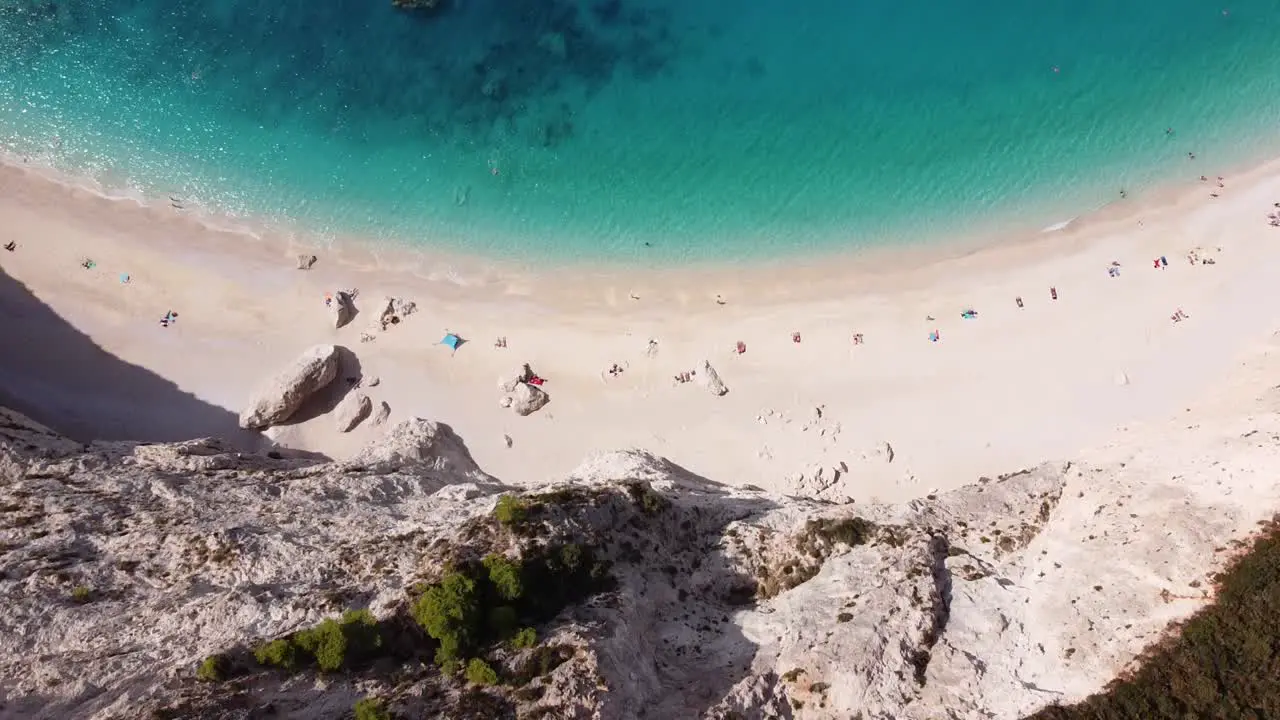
1, 158, 1279, 502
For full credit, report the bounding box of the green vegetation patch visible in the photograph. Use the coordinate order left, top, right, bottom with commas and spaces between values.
466, 658, 499, 686
412, 544, 612, 668
623, 481, 670, 516
196, 654, 228, 682
254, 609, 383, 673
493, 495, 529, 528
1026, 523, 1280, 719
802, 517, 876, 548
353, 696, 391, 720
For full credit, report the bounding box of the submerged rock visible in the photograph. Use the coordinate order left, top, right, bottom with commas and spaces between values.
238, 345, 340, 429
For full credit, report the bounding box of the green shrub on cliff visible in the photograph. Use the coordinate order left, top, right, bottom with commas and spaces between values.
353, 696, 391, 720
196, 654, 228, 682
465, 658, 499, 686
254, 608, 383, 673
412, 545, 612, 667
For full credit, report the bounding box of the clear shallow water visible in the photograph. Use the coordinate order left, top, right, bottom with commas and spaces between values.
2, 0, 1279, 262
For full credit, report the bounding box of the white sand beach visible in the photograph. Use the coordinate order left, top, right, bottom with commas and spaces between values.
3, 158, 1280, 503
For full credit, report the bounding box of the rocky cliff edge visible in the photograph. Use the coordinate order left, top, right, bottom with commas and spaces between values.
1, 402, 1278, 720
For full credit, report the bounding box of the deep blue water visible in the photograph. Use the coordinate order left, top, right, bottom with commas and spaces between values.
2, 0, 1279, 262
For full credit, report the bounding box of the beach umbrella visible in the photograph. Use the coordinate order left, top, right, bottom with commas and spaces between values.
440, 333, 464, 354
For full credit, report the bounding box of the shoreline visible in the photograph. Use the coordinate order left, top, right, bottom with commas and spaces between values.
4, 129, 1276, 292
4, 145, 1280, 503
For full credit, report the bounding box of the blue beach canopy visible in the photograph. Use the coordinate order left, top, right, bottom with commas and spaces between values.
440, 333, 463, 351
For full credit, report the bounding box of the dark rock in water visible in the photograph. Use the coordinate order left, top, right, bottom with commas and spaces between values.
593, 0, 622, 25
392, 0, 444, 11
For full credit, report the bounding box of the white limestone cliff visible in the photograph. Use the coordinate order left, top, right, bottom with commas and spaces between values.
2, 391, 1278, 720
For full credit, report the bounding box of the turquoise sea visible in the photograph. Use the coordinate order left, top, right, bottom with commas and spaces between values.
1, 0, 1279, 262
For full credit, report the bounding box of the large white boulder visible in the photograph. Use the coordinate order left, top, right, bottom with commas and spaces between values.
350, 417, 482, 474
498, 363, 533, 393
334, 392, 372, 433
328, 291, 355, 329
696, 360, 728, 396
510, 382, 549, 416
371, 400, 392, 427
238, 345, 340, 429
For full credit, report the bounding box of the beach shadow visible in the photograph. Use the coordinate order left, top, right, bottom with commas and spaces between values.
282, 345, 363, 426
0, 266, 262, 450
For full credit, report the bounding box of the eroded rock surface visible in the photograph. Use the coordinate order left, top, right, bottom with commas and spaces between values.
3, 397, 1279, 720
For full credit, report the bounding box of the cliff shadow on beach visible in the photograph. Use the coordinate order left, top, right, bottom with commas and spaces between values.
0, 264, 264, 450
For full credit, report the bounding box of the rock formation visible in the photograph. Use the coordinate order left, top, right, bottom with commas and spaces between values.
237, 344, 340, 429
498, 363, 534, 393
328, 290, 355, 329
335, 392, 372, 432
371, 400, 392, 427
3, 386, 1280, 719
697, 359, 729, 396
372, 297, 417, 333
509, 382, 550, 416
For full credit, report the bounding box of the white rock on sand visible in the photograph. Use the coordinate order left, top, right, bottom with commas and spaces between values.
372, 297, 417, 332
696, 359, 729, 396
510, 382, 549, 416
335, 392, 372, 433
371, 400, 392, 427
295, 254, 317, 270
328, 291, 355, 329
237, 344, 340, 430
498, 363, 533, 393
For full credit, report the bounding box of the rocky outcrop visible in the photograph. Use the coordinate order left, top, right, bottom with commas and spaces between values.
372, 297, 417, 333
328, 291, 355, 329
392, 0, 441, 10
334, 392, 372, 432
696, 359, 728, 396
238, 345, 340, 429
3, 394, 1280, 720
371, 400, 391, 427
498, 363, 533, 393
510, 381, 550, 416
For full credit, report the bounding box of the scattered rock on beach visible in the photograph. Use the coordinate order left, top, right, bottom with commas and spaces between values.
696, 359, 729, 396
498, 363, 534, 393
510, 382, 550, 416
335, 392, 373, 432
329, 291, 356, 329
238, 344, 340, 430
371, 401, 391, 427
373, 297, 418, 332
296, 254, 317, 270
